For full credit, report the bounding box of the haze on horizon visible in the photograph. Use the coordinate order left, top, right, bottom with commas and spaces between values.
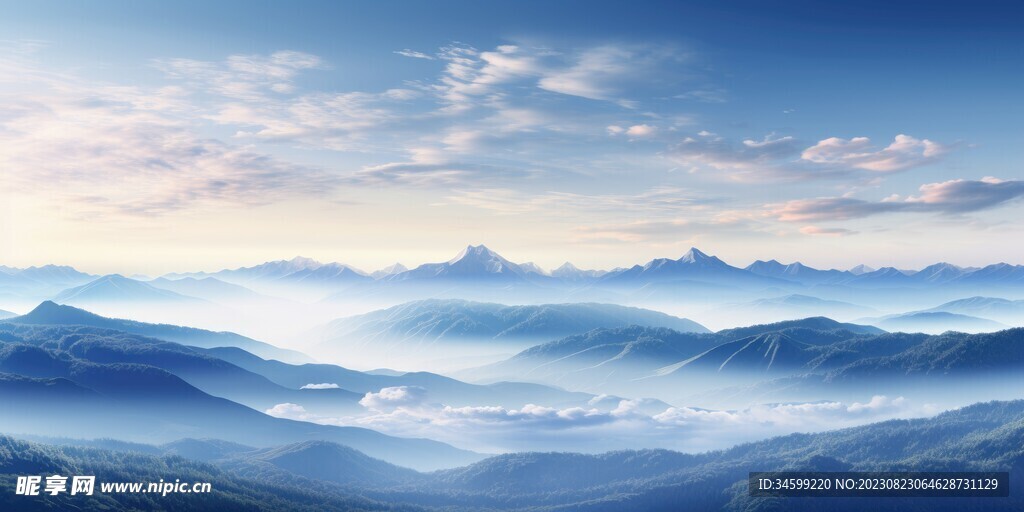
2, 1, 1024, 276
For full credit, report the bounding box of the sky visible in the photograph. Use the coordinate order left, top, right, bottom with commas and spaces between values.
1, 0, 1023, 275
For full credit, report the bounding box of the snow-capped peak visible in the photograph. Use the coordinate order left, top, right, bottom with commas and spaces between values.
848, 264, 876, 275
371, 263, 408, 279
678, 247, 722, 265
519, 262, 550, 276
286, 256, 323, 270
447, 244, 499, 265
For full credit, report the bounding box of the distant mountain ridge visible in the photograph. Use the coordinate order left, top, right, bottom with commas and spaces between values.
314, 299, 710, 370
461, 317, 887, 399
861, 311, 1009, 334
7, 246, 1024, 308
53, 274, 205, 304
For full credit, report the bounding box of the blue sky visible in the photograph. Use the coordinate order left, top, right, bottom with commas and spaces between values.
1, 1, 1022, 274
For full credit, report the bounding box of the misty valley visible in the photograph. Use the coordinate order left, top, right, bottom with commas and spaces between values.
3, 245, 1024, 510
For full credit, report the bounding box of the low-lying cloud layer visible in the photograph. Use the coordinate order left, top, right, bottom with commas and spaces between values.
266, 386, 934, 453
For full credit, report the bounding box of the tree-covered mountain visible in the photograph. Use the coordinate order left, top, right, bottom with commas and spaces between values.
462, 318, 883, 395
0, 360, 479, 471
0, 324, 362, 415
464, 318, 1024, 408
0, 436, 410, 512
5, 301, 310, 364
6, 398, 1024, 511
201, 345, 603, 409
221, 440, 422, 487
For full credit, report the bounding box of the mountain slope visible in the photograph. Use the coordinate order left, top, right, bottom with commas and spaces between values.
386, 245, 536, 283
147, 276, 268, 302
663, 332, 817, 374
315, 299, 708, 370
201, 345, 599, 409
0, 359, 480, 471
53, 275, 205, 304
223, 440, 421, 486
867, 311, 1008, 334
600, 247, 784, 289
0, 324, 361, 415
5, 301, 310, 364
6, 399, 1024, 511
462, 318, 887, 401
712, 294, 879, 323
321, 299, 708, 344
0, 436, 405, 512
745, 260, 850, 284
921, 296, 1024, 325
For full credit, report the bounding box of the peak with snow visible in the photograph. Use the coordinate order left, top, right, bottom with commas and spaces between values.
371, 263, 408, 279
675, 246, 724, 266
388, 245, 538, 282
551, 262, 606, 280
519, 262, 549, 276
848, 264, 876, 275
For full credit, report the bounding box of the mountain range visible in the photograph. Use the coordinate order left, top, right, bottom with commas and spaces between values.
4, 246, 1024, 332
0, 320, 479, 470
6, 397, 1024, 511
54, 274, 206, 305
460, 318, 1024, 406
4, 245, 1024, 296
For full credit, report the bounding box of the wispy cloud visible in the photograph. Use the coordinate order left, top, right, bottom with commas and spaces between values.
799, 225, 858, 237
447, 186, 717, 216
394, 49, 435, 60
0, 54, 340, 216
672, 132, 951, 181
572, 216, 758, 244
670, 131, 801, 179
155, 50, 323, 99
768, 177, 1024, 222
